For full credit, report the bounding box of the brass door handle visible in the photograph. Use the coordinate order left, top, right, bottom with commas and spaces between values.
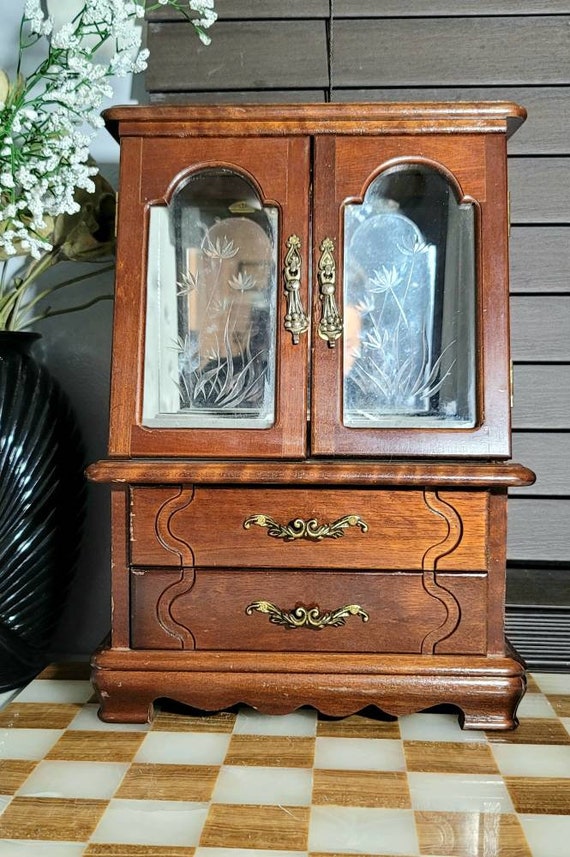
317, 237, 343, 346
246, 600, 369, 629
243, 513, 368, 541
283, 235, 309, 344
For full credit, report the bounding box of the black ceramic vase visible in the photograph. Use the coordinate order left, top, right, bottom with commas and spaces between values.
0, 331, 84, 691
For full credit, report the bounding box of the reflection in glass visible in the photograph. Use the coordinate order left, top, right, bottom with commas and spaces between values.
343, 163, 476, 428
143, 169, 278, 429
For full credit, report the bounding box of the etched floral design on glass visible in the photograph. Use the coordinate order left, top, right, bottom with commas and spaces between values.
343, 164, 476, 429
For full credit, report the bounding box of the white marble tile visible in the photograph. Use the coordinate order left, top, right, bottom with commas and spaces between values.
68, 703, 150, 732
519, 814, 570, 857
0, 728, 63, 760
0, 794, 11, 814
516, 692, 558, 719
309, 806, 419, 855
532, 673, 570, 695
0, 689, 20, 711
398, 712, 486, 742
91, 799, 209, 846
17, 760, 128, 799
408, 772, 513, 813
234, 707, 317, 737
213, 765, 313, 806
135, 731, 231, 765
196, 851, 307, 857
314, 737, 405, 771
490, 743, 570, 777
562, 717, 570, 737
0, 842, 85, 856
16, 680, 93, 704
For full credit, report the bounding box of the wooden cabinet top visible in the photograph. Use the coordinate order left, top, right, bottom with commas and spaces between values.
103, 101, 526, 140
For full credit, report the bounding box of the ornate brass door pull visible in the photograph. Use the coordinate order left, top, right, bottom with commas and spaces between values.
317, 237, 343, 346
283, 235, 309, 343
243, 513, 368, 541
246, 600, 369, 629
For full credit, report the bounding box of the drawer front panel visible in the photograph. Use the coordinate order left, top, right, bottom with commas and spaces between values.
130, 567, 487, 655
130, 487, 488, 571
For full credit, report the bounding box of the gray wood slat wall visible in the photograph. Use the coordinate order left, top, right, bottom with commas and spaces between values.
146, 1, 570, 566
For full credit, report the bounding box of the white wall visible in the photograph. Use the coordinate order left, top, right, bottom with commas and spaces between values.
0, 2, 137, 655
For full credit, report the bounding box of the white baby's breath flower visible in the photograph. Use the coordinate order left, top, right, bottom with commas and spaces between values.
0, 0, 216, 272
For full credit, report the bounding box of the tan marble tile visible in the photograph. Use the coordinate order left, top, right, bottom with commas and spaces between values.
312, 769, 410, 808
505, 777, 570, 815
0, 759, 36, 794
84, 846, 195, 856
316, 714, 400, 739
115, 763, 219, 802
151, 708, 236, 733
415, 810, 532, 856
0, 796, 107, 841
486, 717, 570, 745
224, 734, 315, 767
0, 702, 82, 730
404, 741, 500, 775
37, 662, 91, 680
547, 694, 570, 718
46, 730, 145, 762
200, 803, 310, 850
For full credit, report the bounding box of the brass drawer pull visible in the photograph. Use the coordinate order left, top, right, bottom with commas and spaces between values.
246, 600, 369, 630
317, 237, 343, 346
283, 234, 309, 344
243, 513, 368, 541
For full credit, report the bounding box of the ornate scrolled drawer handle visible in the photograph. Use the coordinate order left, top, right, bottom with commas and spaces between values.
243, 513, 368, 541
245, 600, 369, 630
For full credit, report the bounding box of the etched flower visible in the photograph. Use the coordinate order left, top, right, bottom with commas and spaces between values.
203, 235, 239, 259
228, 271, 257, 291
367, 264, 402, 293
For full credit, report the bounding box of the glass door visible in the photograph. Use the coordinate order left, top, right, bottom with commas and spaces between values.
311, 135, 505, 458
126, 136, 310, 458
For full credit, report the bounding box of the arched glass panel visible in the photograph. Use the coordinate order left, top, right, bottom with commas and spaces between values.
343, 163, 476, 429
143, 169, 278, 428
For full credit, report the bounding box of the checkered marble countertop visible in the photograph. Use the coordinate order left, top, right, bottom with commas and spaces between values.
0, 664, 569, 856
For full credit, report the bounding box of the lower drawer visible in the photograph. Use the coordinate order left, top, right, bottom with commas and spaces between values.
130, 568, 487, 655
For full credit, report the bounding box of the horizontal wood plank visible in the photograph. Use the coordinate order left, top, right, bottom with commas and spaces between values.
510, 228, 570, 293
509, 158, 570, 224
146, 21, 328, 92
513, 366, 570, 429
508, 499, 569, 561
511, 297, 570, 362
147, 2, 570, 20
149, 90, 326, 105
334, 88, 570, 156
511, 434, 570, 496
333, 19, 570, 87
146, 18, 570, 91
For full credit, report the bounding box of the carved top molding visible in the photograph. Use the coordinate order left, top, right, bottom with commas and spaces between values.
103, 102, 526, 142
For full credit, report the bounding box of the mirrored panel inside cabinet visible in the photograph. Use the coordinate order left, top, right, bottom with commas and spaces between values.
143, 168, 278, 429
343, 163, 476, 429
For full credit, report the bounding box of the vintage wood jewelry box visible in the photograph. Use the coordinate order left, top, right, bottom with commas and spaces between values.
89, 102, 535, 728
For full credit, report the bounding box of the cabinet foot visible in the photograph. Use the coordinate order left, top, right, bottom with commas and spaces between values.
91, 647, 526, 730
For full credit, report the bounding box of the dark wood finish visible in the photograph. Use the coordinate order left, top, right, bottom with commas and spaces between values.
130, 567, 488, 654
91, 103, 532, 730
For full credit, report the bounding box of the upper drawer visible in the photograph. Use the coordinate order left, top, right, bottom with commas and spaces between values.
130, 486, 488, 571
